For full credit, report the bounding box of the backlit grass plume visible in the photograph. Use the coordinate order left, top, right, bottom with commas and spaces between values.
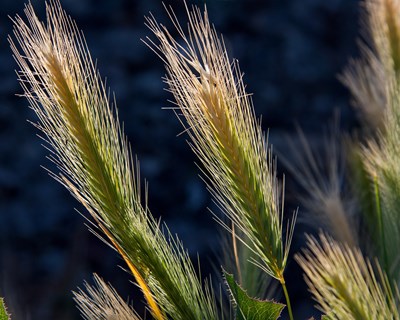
145, 4, 296, 318
367, 0, 400, 76
340, 52, 386, 131
342, 0, 400, 283
73, 274, 141, 320
296, 234, 399, 320
343, 0, 400, 134
341, 0, 400, 132
9, 1, 219, 319
284, 126, 357, 247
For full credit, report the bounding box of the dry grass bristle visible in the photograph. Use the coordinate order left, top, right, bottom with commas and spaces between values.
73, 274, 141, 320
296, 233, 399, 320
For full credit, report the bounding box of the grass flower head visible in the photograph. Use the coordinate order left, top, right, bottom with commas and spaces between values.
9, 1, 219, 319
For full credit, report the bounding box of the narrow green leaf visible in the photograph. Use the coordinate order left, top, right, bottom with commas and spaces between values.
0, 298, 9, 320
224, 271, 284, 320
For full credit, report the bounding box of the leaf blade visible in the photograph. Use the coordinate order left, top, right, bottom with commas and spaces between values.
0, 298, 9, 320
224, 271, 284, 320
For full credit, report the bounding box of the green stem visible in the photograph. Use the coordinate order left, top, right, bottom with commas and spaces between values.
374, 175, 389, 276
281, 278, 294, 320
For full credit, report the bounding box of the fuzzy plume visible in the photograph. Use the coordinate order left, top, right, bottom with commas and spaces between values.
145, 2, 296, 285
73, 274, 141, 320
296, 234, 399, 320
9, 1, 219, 319
342, 0, 400, 283
284, 125, 357, 248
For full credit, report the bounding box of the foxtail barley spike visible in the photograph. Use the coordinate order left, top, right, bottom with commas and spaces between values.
73, 274, 142, 320
145, 1, 296, 284
10, 1, 219, 319
145, 3, 296, 319
296, 233, 399, 320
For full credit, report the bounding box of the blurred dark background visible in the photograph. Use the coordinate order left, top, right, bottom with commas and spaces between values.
0, 0, 360, 319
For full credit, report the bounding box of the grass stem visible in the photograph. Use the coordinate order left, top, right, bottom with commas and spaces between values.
280, 278, 294, 320
373, 175, 389, 277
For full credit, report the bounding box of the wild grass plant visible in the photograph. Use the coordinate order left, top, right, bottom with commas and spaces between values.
5, 0, 400, 319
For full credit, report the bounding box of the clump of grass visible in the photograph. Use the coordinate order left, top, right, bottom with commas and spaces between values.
8, 0, 400, 319
9, 1, 219, 319
290, 0, 400, 315
341, 0, 400, 283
